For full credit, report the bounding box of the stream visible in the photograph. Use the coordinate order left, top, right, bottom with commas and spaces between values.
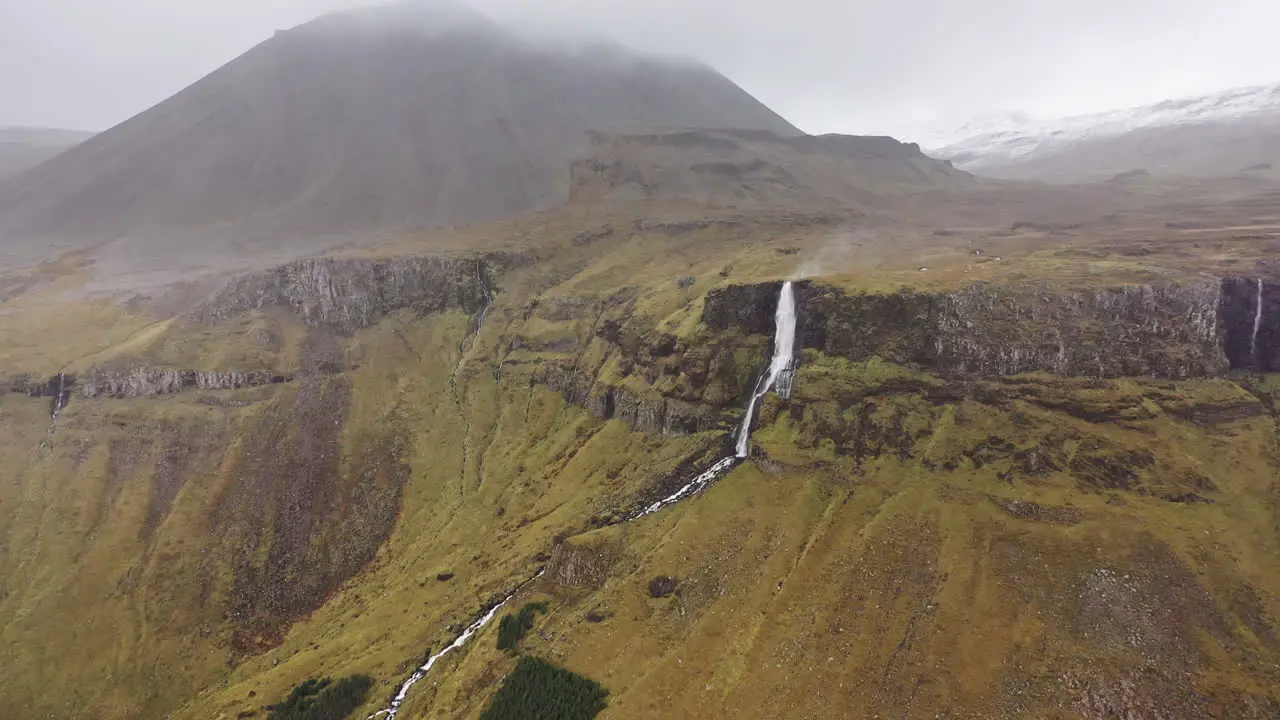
365, 281, 798, 719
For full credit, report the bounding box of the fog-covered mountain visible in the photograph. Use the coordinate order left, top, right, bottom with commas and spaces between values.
0, 127, 93, 182
0, 2, 799, 269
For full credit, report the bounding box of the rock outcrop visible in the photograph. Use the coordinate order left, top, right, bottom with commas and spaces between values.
707, 279, 1242, 379
536, 365, 726, 436
546, 539, 619, 590
3, 373, 77, 416
195, 256, 491, 333
80, 367, 292, 399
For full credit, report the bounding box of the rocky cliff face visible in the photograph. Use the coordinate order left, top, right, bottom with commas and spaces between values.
195, 256, 492, 333
707, 279, 1241, 379
3, 373, 77, 416
80, 367, 292, 399
930, 281, 1225, 378
1221, 276, 1280, 372
536, 365, 727, 436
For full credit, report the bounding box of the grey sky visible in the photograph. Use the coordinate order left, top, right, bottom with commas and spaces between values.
2, 0, 1277, 140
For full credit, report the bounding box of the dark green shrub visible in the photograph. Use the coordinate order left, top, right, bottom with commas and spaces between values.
648, 576, 678, 598
495, 601, 549, 652
267, 674, 373, 720
480, 656, 608, 720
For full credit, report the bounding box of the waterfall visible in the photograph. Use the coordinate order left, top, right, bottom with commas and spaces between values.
51, 373, 69, 420
735, 281, 797, 458
635, 281, 798, 518
368, 282, 800, 714
1252, 278, 1265, 363
450, 267, 496, 391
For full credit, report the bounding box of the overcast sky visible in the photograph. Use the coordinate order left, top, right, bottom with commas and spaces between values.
2, 0, 1278, 141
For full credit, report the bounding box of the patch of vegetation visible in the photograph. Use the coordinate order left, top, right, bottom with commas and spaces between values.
267, 675, 373, 720
647, 576, 679, 598
496, 601, 549, 652
480, 656, 608, 720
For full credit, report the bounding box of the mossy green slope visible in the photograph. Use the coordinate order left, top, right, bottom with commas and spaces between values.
0, 213, 1277, 719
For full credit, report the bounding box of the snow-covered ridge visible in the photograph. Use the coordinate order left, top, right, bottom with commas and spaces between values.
926, 83, 1280, 166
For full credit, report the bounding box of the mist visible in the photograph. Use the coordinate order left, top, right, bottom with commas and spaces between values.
3, 0, 1279, 139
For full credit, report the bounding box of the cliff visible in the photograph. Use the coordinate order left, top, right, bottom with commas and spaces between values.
195, 256, 492, 334
80, 367, 292, 399
535, 364, 727, 437
704, 278, 1257, 379
1221, 276, 1280, 371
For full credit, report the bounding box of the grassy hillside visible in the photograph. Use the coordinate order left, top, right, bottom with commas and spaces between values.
0, 209, 1278, 719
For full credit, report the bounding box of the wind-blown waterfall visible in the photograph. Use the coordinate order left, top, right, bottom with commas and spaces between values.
1253, 278, 1265, 362
367, 282, 799, 716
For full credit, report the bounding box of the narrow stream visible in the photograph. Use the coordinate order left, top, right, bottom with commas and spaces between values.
366, 281, 798, 718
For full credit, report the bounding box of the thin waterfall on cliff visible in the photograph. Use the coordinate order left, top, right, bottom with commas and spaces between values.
368, 282, 799, 716
51, 373, 70, 420
637, 281, 798, 518
451, 267, 496, 390
1253, 278, 1265, 362
735, 281, 797, 458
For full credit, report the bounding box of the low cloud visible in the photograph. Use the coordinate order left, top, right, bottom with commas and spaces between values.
2, 0, 1277, 136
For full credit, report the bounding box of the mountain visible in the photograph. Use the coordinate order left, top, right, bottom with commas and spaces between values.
0, 127, 93, 182
572, 129, 974, 210
2, 6, 1279, 720
931, 83, 1280, 182
0, 2, 799, 273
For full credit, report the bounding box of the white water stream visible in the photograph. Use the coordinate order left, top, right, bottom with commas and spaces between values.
636, 281, 798, 518
451, 269, 496, 389
1252, 278, 1265, 362
366, 281, 799, 717
735, 281, 797, 457
50, 373, 70, 421
368, 571, 544, 720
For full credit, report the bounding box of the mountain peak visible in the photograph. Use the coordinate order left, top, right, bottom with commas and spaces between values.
298, 0, 493, 36
0, 5, 799, 279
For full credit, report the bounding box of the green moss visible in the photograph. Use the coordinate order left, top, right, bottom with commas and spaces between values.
794, 353, 942, 402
